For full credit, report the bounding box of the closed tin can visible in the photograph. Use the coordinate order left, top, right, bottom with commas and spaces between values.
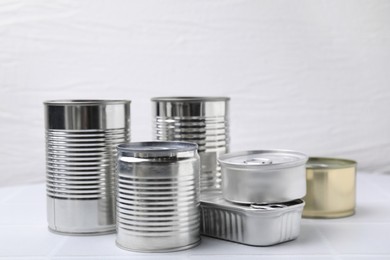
200, 191, 304, 246
44, 100, 131, 235
303, 157, 357, 218
218, 150, 308, 204
116, 141, 201, 252
152, 97, 230, 191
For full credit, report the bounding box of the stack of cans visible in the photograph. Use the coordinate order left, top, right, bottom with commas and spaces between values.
200, 150, 308, 246
43, 97, 332, 252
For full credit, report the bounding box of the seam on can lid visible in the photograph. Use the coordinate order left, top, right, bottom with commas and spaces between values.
151, 96, 230, 102
218, 150, 308, 170
44, 100, 131, 106
200, 193, 304, 215
117, 141, 198, 158
306, 157, 357, 169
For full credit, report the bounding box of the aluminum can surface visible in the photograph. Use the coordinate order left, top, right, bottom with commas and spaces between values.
151, 96, 230, 191
44, 100, 131, 235
200, 191, 304, 246
116, 141, 201, 252
303, 157, 357, 218
218, 150, 308, 204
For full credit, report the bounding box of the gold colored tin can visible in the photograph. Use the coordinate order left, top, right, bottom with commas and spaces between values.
303, 157, 357, 218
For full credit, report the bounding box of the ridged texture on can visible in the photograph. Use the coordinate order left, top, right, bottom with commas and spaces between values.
201, 208, 245, 242
46, 129, 129, 199
45, 100, 130, 234
116, 142, 200, 252
152, 97, 230, 191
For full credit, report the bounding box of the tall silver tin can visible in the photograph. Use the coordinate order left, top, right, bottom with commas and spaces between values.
116, 141, 201, 252
151, 97, 230, 191
44, 100, 131, 235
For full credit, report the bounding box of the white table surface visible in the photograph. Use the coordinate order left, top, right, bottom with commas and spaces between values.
1, 172, 389, 260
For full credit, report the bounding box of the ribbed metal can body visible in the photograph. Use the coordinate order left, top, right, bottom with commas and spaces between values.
116, 141, 201, 252
44, 100, 131, 235
151, 97, 230, 191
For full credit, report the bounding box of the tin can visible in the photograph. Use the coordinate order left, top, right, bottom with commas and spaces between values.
44, 100, 131, 235
200, 191, 304, 246
218, 150, 308, 204
303, 157, 357, 218
116, 141, 201, 252
151, 97, 230, 191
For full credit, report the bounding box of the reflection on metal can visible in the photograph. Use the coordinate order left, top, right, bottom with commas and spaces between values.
151, 97, 230, 191
44, 100, 131, 235
303, 157, 357, 218
116, 141, 201, 252
218, 150, 308, 204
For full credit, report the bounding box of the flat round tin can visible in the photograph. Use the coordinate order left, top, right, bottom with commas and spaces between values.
218, 150, 308, 204
303, 157, 357, 218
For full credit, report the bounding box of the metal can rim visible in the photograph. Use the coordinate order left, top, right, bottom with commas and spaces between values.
44, 99, 131, 106
306, 157, 357, 169
218, 149, 308, 170
151, 96, 230, 102
117, 141, 198, 158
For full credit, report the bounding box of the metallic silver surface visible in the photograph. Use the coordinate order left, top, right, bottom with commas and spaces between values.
152, 97, 230, 191
200, 191, 304, 246
219, 150, 308, 204
116, 141, 201, 252
44, 100, 131, 235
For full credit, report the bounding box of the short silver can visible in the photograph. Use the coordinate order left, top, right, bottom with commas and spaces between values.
44, 100, 131, 235
116, 141, 201, 252
200, 191, 305, 246
151, 96, 230, 191
218, 150, 308, 204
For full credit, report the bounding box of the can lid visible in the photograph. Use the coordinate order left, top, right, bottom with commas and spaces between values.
306, 157, 357, 169
218, 150, 308, 169
44, 100, 131, 106
151, 96, 230, 102
117, 141, 198, 158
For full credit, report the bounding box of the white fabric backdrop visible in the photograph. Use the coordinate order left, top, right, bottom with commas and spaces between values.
0, 0, 389, 186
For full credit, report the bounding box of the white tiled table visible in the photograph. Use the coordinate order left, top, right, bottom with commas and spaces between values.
1, 172, 389, 260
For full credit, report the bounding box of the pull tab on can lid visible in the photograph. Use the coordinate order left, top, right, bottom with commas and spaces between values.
243, 158, 273, 165
250, 203, 287, 210
218, 150, 308, 169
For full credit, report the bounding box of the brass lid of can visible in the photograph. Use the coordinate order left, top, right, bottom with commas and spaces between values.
117, 141, 198, 158
306, 157, 357, 169
218, 150, 308, 170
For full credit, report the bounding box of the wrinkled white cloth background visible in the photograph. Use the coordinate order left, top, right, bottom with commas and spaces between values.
0, 0, 389, 186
